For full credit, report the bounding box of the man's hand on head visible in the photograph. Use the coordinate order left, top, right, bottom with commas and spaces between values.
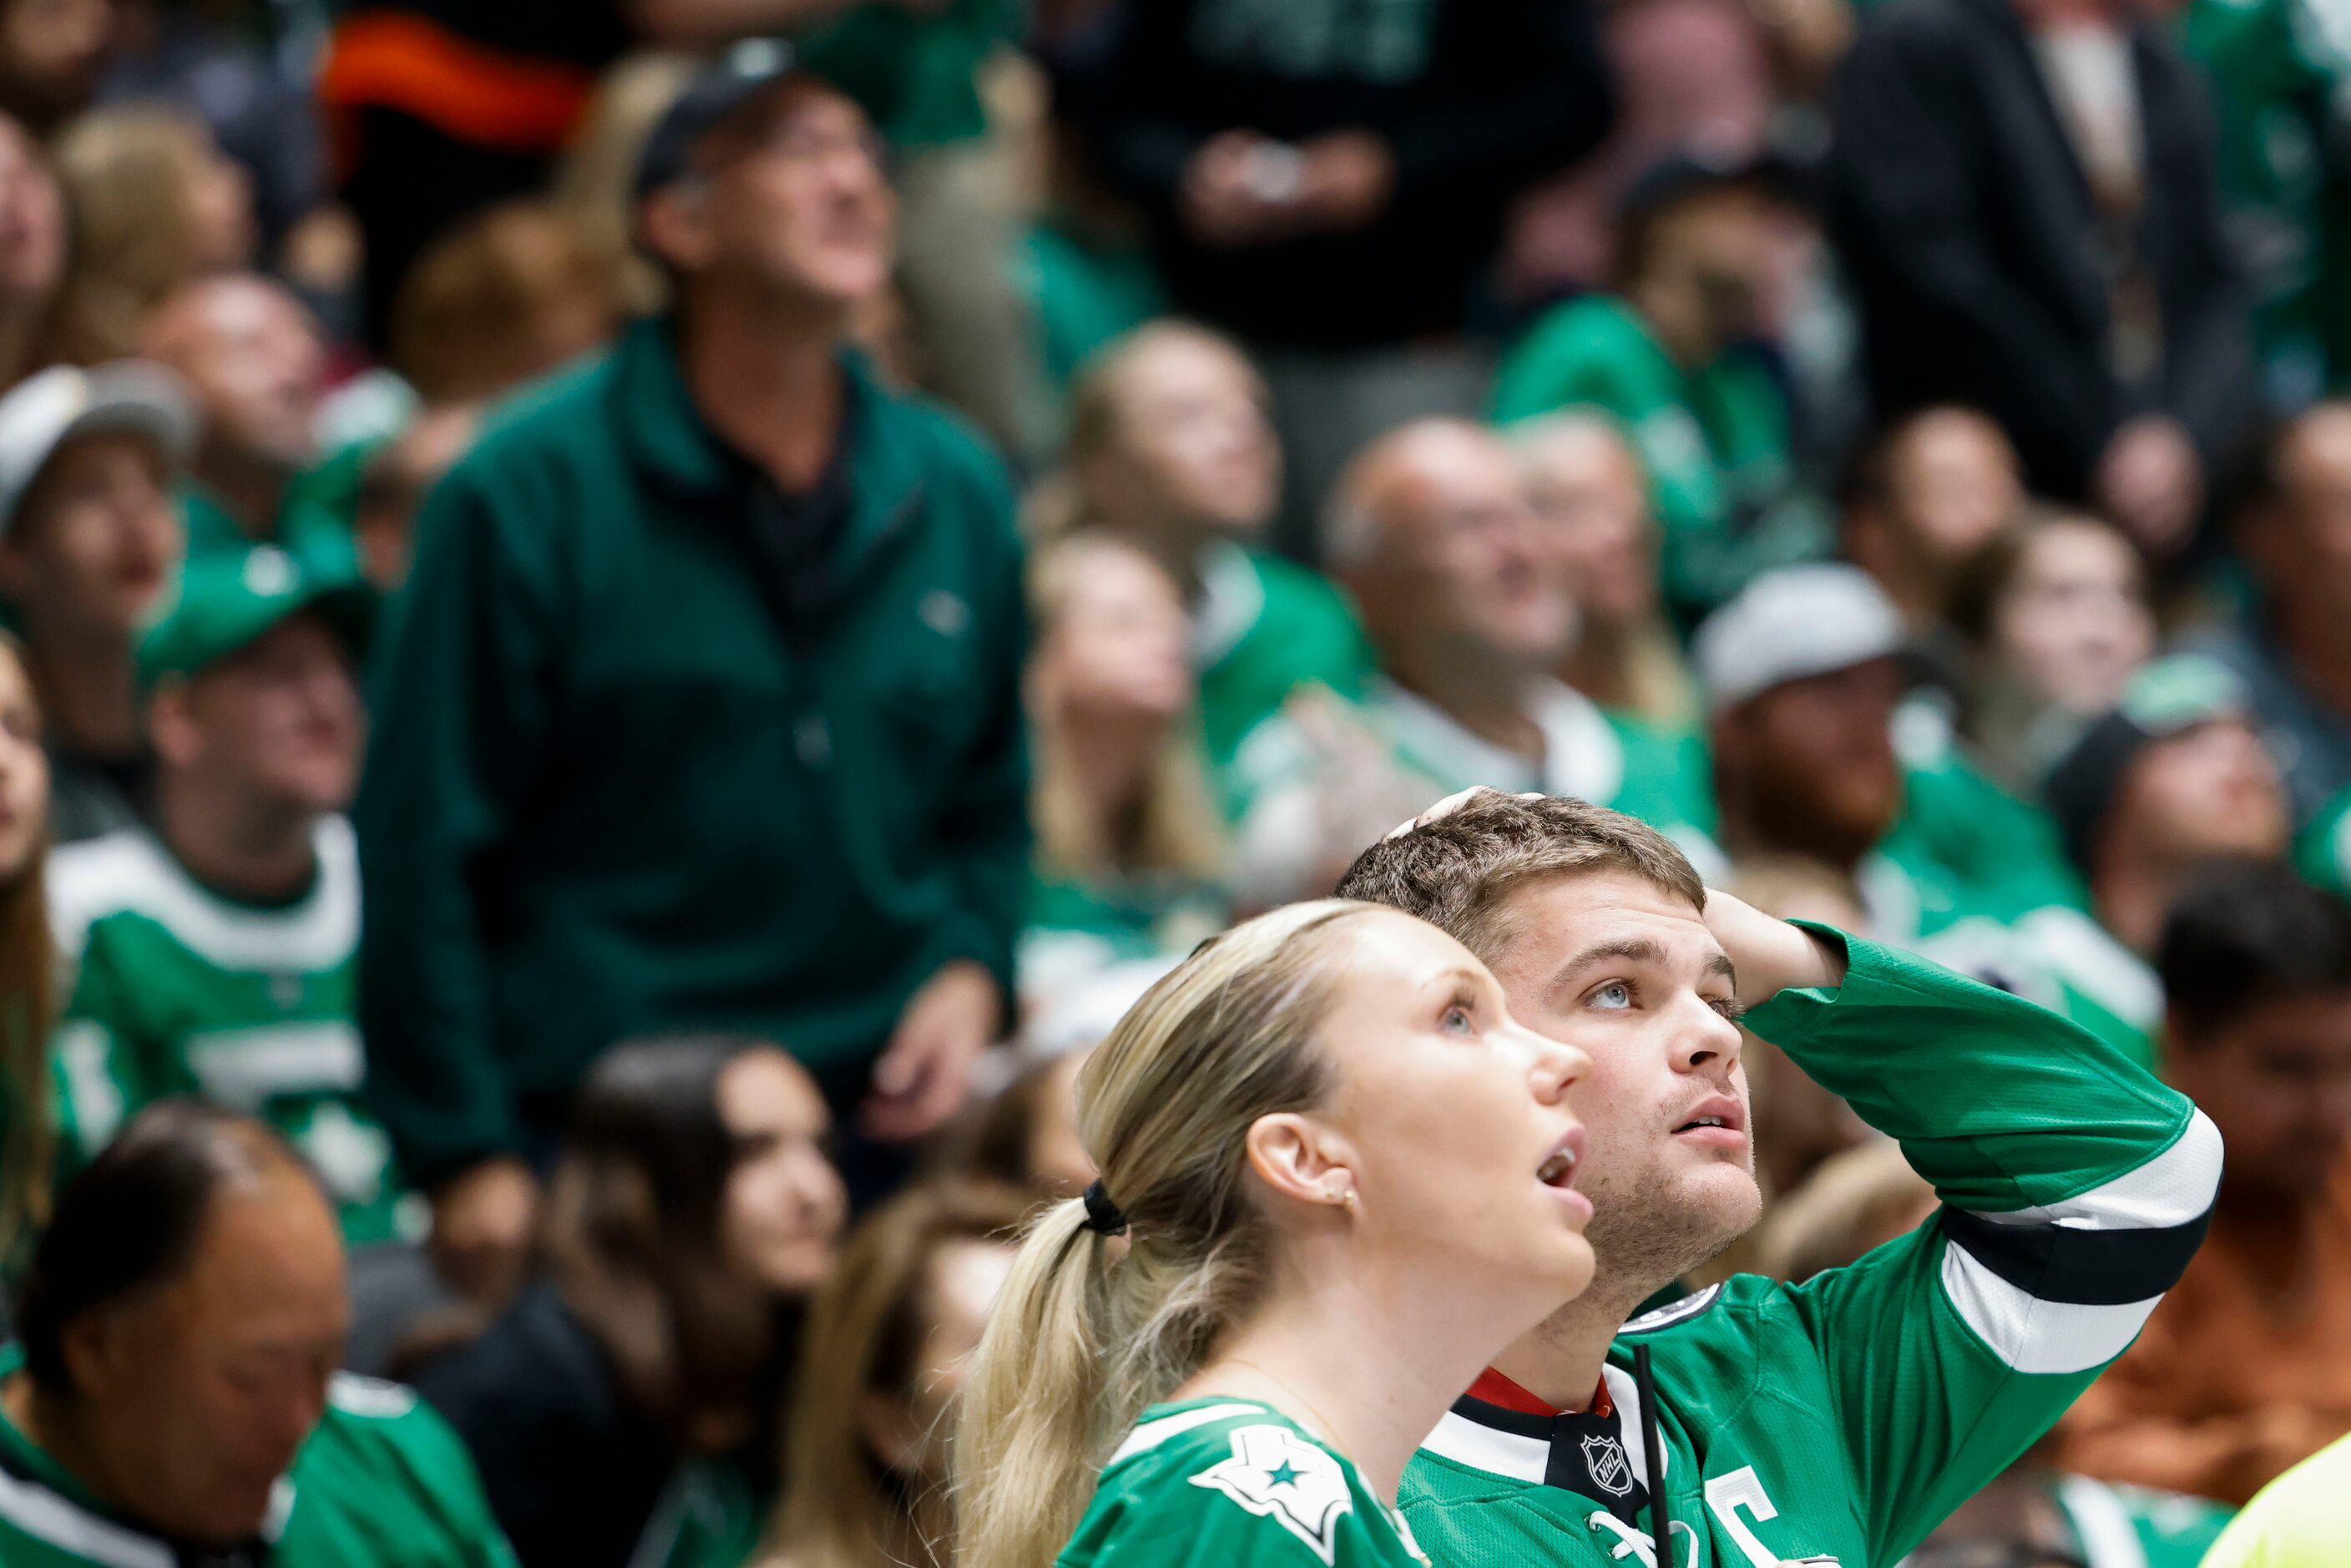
1701, 888, 1848, 1008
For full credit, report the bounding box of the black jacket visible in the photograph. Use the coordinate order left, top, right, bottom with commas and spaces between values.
410, 1285, 675, 1568
1060, 0, 1614, 348
1826, 0, 2255, 496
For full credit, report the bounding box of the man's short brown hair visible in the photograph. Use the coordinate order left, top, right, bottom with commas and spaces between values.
1334, 793, 1706, 964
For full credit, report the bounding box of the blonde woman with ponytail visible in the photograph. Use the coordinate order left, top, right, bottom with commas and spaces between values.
956, 898, 1597, 1568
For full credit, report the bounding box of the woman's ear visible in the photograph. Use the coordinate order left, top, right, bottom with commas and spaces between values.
1243, 1112, 1357, 1212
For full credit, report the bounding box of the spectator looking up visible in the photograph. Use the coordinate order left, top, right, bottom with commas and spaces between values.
2042, 654, 2292, 957
52, 105, 257, 366
144, 275, 361, 579
1828, 0, 2257, 559
1021, 532, 1227, 1016
1494, 150, 1833, 623
1230, 418, 1716, 907
1049, 320, 1368, 768
1948, 510, 2156, 794
789, 0, 1052, 464
412, 1036, 844, 1568
1509, 410, 1698, 729
45, 544, 410, 1247
359, 44, 1028, 1301
762, 1181, 1027, 1568
0, 114, 68, 394
1065, 0, 1616, 548
0, 630, 49, 1272
2056, 862, 2351, 1504
0, 1102, 510, 1565
0, 0, 111, 136
2183, 401, 2351, 822
1840, 406, 2026, 643
0, 362, 192, 842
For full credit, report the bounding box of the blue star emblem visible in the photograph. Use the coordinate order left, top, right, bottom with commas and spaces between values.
1267, 1461, 1302, 1487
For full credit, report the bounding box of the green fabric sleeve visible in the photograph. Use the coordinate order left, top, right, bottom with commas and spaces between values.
354, 463, 560, 1188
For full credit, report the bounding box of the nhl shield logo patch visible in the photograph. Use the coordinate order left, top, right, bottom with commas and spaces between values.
1581, 1434, 1635, 1498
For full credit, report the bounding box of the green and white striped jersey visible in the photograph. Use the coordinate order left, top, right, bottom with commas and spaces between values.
1063, 1399, 1429, 1568
46, 819, 422, 1244
0, 1352, 515, 1567
1402, 933, 2219, 1568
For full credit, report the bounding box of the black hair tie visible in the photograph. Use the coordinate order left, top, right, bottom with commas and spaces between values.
1081, 1178, 1128, 1237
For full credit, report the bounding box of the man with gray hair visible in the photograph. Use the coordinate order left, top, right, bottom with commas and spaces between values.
1227, 417, 1716, 906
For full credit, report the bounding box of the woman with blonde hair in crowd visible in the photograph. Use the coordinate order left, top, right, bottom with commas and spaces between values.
51, 105, 255, 364
763, 1182, 1030, 1568
1023, 530, 1229, 1015
1042, 321, 1370, 768
0, 631, 52, 1281
956, 898, 1595, 1568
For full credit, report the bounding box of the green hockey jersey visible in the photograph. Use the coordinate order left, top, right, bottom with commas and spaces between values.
46, 818, 422, 1245
1401, 933, 2219, 1568
0, 1352, 515, 1566
1064, 1399, 1429, 1568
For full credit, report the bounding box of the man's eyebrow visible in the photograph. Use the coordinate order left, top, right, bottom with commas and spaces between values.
1545, 939, 1739, 996
1547, 937, 1667, 998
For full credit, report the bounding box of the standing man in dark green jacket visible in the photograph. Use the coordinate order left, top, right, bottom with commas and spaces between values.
356, 41, 1029, 1301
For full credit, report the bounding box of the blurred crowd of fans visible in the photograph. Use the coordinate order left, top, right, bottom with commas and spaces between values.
0, 0, 2339, 1565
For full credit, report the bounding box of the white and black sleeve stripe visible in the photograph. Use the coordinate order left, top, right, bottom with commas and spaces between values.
1934, 1110, 2222, 1375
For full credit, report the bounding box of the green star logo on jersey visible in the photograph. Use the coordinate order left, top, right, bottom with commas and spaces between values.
1192, 1424, 1354, 1565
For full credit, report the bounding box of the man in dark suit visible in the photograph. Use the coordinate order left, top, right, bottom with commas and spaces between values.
1827, 0, 2258, 563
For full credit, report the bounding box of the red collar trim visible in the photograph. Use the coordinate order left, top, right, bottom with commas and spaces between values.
1465, 1367, 1614, 1420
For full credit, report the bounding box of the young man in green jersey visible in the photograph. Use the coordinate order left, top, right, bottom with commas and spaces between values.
1337, 789, 2220, 1568
1228, 420, 1717, 907
46, 541, 417, 1246
0, 1101, 511, 1566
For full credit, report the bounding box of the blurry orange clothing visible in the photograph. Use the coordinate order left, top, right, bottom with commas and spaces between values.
2054, 1156, 2351, 1505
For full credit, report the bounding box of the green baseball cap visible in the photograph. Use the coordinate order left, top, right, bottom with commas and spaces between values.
137, 544, 372, 690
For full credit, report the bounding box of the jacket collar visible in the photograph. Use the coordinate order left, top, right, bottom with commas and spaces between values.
608, 316, 929, 573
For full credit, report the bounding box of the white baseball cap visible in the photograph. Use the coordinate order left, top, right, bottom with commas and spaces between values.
0, 362, 199, 538
1693, 563, 1908, 716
